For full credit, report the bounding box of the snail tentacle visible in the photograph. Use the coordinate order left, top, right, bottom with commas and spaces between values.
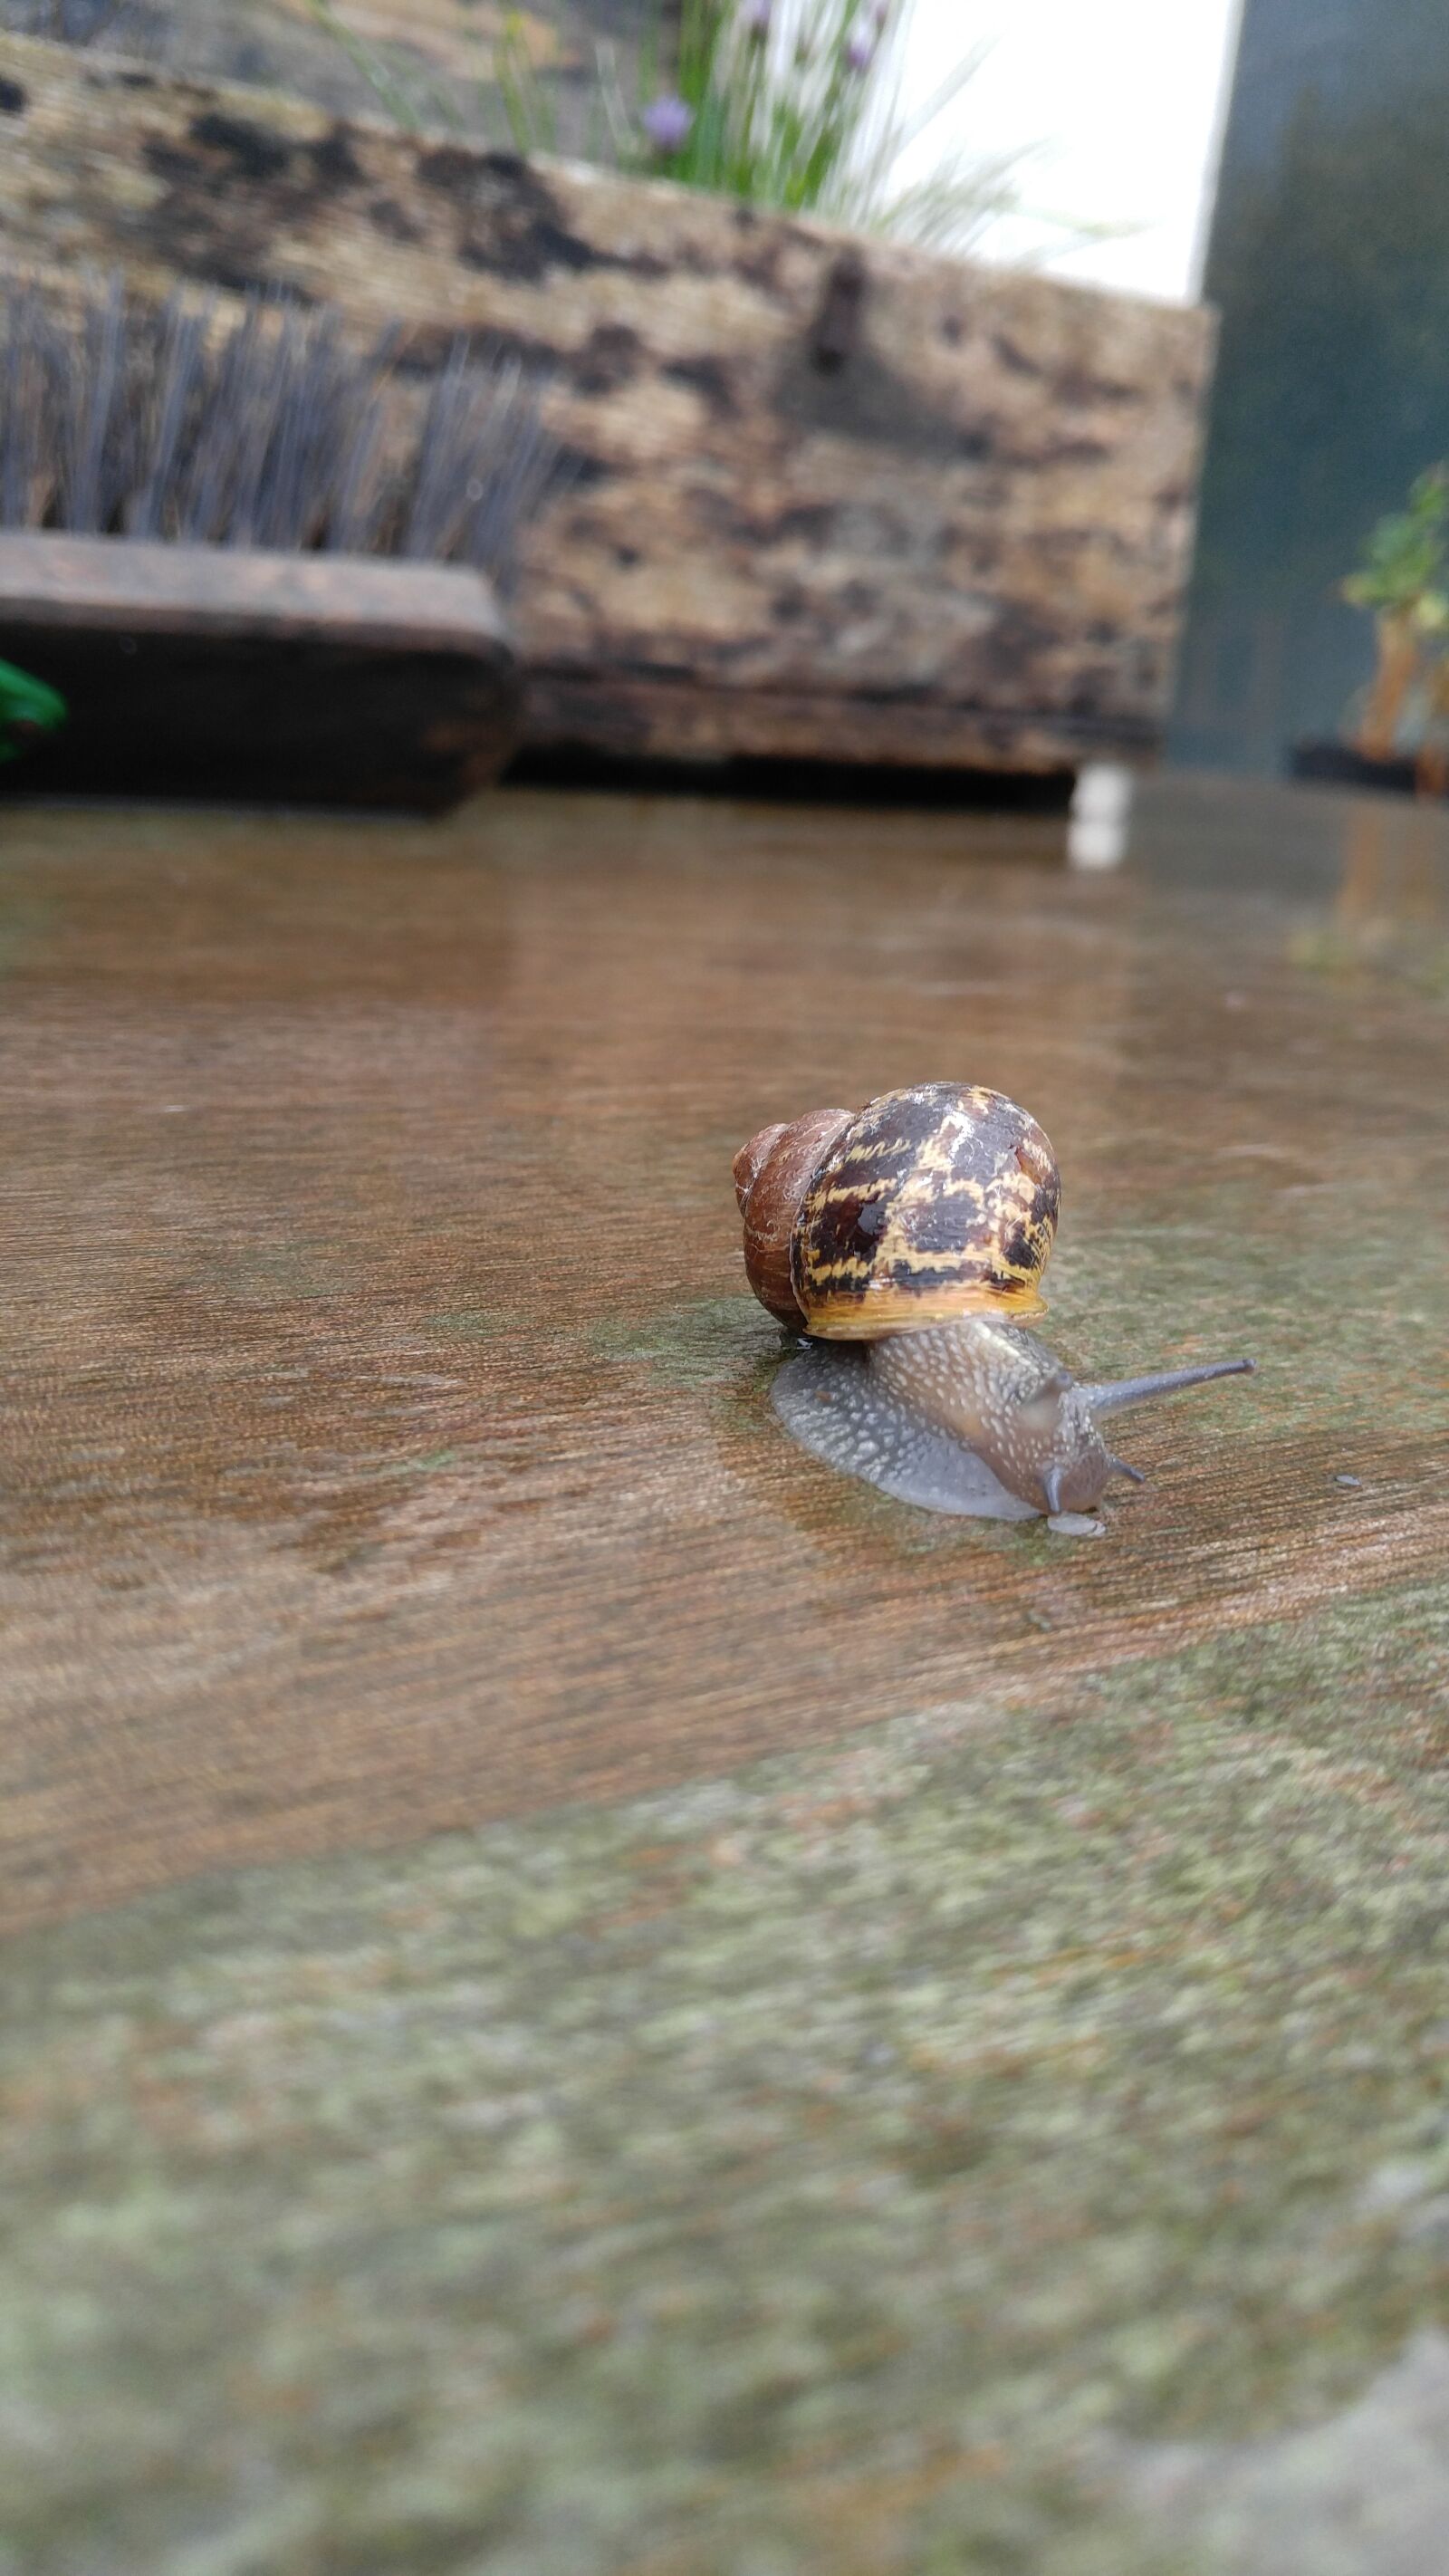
1080, 1358, 1255, 1415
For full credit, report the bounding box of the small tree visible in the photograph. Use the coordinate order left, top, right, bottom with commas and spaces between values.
1342, 466, 1449, 759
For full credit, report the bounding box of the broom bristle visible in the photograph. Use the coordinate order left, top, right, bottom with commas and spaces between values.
0, 272, 570, 593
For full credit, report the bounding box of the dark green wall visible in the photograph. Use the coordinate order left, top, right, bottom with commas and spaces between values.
1173, 0, 1449, 773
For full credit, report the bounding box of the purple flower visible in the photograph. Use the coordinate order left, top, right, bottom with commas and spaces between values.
742, 0, 772, 34
844, 29, 876, 72
641, 92, 695, 154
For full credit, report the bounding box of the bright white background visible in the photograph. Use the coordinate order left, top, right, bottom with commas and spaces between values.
898, 0, 1245, 303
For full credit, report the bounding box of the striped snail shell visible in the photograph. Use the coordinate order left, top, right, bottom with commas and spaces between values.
732, 1081, 1060, 1338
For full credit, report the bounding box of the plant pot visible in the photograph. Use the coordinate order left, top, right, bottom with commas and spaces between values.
0, 533, 520, 813
1288, 739, 1425, 798
0, 29, 1213, 785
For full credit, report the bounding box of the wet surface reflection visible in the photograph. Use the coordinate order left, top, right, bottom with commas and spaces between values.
1, 774, 1446, 1928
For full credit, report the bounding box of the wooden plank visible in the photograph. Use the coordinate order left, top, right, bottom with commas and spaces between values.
1, 773, 1446, 1934
0, 532, 520, 808
0, 531, 515, 642
0, 31, 1213, 773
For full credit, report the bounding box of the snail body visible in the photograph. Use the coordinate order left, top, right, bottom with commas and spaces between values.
734, 1083, 1252, 1534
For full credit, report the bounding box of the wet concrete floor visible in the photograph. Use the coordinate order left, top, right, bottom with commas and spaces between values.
3, 773, 1447, 1931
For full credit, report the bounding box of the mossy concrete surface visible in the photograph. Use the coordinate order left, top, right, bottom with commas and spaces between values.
5, 1580, 1449, 2575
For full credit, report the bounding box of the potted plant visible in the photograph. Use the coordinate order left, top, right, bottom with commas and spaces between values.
1293, 466, 1449, 795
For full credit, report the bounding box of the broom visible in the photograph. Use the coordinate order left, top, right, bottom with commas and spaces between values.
0, 271, 569, 811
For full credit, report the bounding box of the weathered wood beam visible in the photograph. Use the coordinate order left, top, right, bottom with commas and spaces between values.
0, 533, 519, 809
0, 32, 1214, 772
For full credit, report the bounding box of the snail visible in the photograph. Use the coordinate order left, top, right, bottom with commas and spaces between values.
733, 1082, 1253, 1536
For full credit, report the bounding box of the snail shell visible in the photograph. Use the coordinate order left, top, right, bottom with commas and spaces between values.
733, 1081, 1060, 1338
